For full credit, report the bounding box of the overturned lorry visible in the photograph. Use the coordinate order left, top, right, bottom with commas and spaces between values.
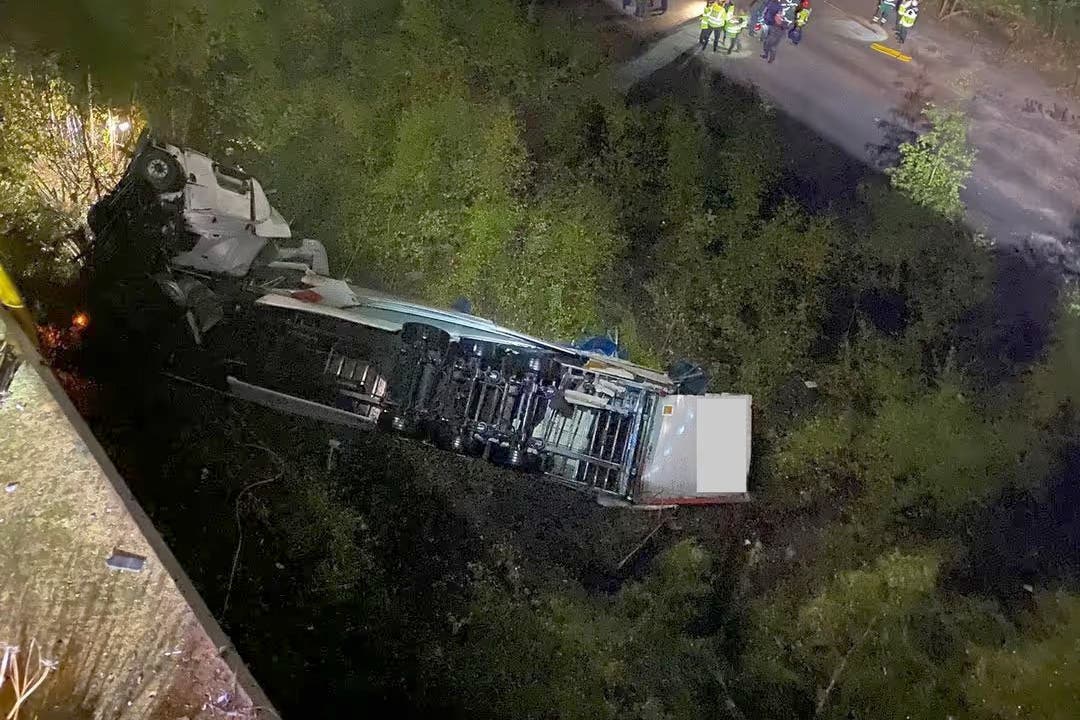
87, 133, 752, 508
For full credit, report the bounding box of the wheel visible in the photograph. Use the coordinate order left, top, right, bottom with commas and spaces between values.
491, 444, 528, 470
137, 148, 184, 192
462, 433, 487, 457
379, 410, 423, 438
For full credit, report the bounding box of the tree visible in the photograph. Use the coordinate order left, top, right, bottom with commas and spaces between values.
445, 541, 735, 720
739, 550, 1000, 720
644, 199, 832, 402
0, 54, 141, 278
966, 592, 1080, 719
887, 104, 975, 219
1040, 0, 1080, 40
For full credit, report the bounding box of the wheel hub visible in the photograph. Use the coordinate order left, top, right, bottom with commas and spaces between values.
146, 158, 170, 179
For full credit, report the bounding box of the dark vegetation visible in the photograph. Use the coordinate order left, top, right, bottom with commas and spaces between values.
2, 0, 1080, 717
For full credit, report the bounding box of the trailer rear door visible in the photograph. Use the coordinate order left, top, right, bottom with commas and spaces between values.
635, 394, 751, 506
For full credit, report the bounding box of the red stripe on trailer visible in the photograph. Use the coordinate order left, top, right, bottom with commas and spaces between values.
290, 289, 323, 303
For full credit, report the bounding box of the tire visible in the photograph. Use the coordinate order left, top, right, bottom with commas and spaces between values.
379, 410, 423, 438
137, 148, 184, 192
491, 444, 528, 470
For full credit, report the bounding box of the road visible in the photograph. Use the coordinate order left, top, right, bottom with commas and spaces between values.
614, 0, 1080, 269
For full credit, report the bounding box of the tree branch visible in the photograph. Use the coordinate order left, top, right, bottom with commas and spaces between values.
77, 90, 104, 201
814, 614, 881, 718
716, 666, 749, 720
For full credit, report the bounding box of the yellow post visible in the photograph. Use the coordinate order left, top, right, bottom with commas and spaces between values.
0, 260, 39, 349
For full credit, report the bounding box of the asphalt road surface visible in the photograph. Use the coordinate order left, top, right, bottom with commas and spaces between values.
616, 0, 1080, 271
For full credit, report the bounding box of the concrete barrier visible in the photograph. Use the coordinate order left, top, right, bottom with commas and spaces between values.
0, 309, 277, 719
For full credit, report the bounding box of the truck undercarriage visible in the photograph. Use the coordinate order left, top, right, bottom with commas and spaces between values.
232, 303, 665, 500
84, 133, 752, 507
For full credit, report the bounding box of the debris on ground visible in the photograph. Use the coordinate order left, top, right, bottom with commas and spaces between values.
106, 549, 147, 572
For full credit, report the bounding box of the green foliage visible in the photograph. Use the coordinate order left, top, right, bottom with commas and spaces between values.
741, 550, 980, 720
485, 186, 621, 340
0, 53, 140, 280
835, 180, 990, 363
646, 201, 832, 401
966, 592, 1080, 719
367, 94, 527, 297
1026, 286, 1080, 429
273, 472, 376, 603
772, 361, 1027, 519
633, 99, 792, 393
449, 541, 728, 720
861, 383, 1023, 511
769, 411, 859, 509
660, 105, 707, 226
798, 549, 939, 645
887, 104, 976, 219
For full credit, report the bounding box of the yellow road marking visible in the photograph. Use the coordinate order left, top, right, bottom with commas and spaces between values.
870, 42, 911, 62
